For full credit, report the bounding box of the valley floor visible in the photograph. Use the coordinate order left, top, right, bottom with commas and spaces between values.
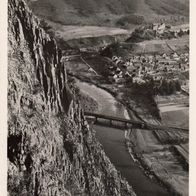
64, 50, 189, 196
58, 20, 189, 195
45, 20, 134, 41
126, 94, 189, 196
156, 94, 189, 129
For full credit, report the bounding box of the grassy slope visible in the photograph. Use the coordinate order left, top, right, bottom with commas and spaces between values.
145, 0, 189, 16
27, 0, 189, 27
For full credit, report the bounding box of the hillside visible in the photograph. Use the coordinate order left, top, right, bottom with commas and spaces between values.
27, 0, 189, 28
7, 0, 136, 195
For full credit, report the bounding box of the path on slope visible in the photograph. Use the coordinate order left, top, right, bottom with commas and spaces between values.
76, 80, 169, 196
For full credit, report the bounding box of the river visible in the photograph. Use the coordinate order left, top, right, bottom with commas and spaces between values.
76, 80, 169, 196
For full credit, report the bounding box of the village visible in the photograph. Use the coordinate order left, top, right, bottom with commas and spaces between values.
107, 51, 189, 94
127, 23, 189, 42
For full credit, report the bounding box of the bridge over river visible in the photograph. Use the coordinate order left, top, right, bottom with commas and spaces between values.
84, 112, 189, 133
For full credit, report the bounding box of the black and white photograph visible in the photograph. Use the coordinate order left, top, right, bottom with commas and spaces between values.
3, 0, 192, 195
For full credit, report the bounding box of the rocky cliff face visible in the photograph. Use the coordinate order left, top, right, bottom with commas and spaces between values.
7, 0, 136, 195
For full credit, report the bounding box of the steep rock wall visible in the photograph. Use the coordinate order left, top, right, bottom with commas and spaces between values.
7, 0, 136, 195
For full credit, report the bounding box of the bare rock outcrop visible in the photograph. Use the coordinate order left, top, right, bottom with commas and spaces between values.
7, 0, 136, 195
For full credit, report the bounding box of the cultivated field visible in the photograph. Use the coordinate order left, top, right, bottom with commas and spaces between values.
122, 36, 189, 55
45, 21, 132, 41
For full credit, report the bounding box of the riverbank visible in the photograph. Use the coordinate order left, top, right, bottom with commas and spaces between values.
75, 80, 170, 196
126, 126, 188, 196
76, 78, 188, 196
125, 93, 189, 196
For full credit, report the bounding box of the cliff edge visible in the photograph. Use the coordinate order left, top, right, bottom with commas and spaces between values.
7, 0, 136, 195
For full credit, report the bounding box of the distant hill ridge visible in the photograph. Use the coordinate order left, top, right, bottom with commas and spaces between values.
27, 0, 189, 27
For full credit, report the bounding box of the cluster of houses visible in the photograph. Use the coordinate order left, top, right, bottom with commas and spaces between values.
108, 52, 189, 86
138, 23, 189, 40
152, 23, 189, 37
152, 23, 171, 35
